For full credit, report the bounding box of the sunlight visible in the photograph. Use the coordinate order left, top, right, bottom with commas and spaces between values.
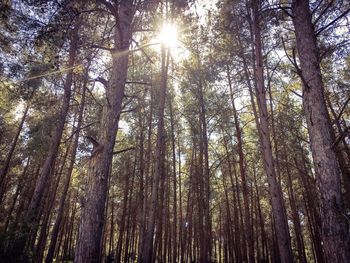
158, 22, 178, 49
153, 22, 190, 61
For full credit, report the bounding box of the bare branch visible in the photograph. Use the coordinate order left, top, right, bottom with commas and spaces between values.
332, 126, 350, 149
126, 81, 152, 86
113, 147, 135, 155
95, 77, 109, 87
91, 44, 115, 52
95, 0, 117, 15
332, 95, 350, 124
132, 38, 154, 64
63, 122, 98, 143
313, 0, 335, 25
316, 7, 350, 36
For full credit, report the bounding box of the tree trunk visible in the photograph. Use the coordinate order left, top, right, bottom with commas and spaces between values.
169, 97, 178, 263
250, 1, 293, 262
21, 20, 79, 259
140, 45, 169, 263
0, 102, 30, 203
292, 1, 350, 261
197, 69, 211, 263
45, 69, 87, 263
227, 66, 254, 263
74, 3, 134, 262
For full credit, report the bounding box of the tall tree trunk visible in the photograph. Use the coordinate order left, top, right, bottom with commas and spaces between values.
197, 72, 211, 263
292, 1, 350, 261
74, 3, 134, 262
140, 45, 169, 263
0, 102, 30, 203
3, 157, 30, 232
169, 96, 178, 263
250, 1, 293, 262
283, 145, 307, 263
325, 93, 350, 206
227, 66, 254, 263
22, 20, 79, 258
45, 69, 87, 263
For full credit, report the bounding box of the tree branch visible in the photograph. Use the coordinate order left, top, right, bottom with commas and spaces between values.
332, 95, 350, 124
332, 126, 350, 149
63, 122, 98, 143
91, 44, 115, 52
113, 147, 135, 155
282, 37, 310, 91
95, 0, 117, 15
313, 0, 334, 25
126, 81, 152, 86
316, 7, 350, 36
95, 77, 109, 88
132, 38, 154, 64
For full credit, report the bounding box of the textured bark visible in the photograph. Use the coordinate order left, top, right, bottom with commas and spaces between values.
325, 93, 350, 206
74, 3, 134, 262
292, 1, 350, 261
250, 1, 293, 262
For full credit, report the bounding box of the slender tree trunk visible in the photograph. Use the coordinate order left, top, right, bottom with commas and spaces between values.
0, 102, 30, 203
169, 97, 178, 263
283, 145, 307, 263
25, 20, 79, 233
250, 1, 293, 262
292, 1, 350, 261
227, 66, 254, 263
140, 45, 169, 263
138, 91, 153, 261
3, 157, 30, 232
197, 73, 211, 263
45, 70, 87, 263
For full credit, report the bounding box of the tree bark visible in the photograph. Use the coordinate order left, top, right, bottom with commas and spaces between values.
292, 1, 350, 261
250, 1, 293, 262
74, 3, 134, 262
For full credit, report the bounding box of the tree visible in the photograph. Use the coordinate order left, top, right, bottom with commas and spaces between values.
74, 1, 135, 262
291, 0, 350, 261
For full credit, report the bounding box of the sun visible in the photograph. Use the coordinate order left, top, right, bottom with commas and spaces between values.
158, 23, 178, 49
153, 22, 189, 61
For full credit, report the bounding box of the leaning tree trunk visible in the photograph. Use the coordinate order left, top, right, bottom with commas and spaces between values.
0, 102, 30, 203
292, 1, 350, 261
250, 0, 293, 262
45, 68, 88, 263
74, 3, 134, 263
22, 19, 79, 257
